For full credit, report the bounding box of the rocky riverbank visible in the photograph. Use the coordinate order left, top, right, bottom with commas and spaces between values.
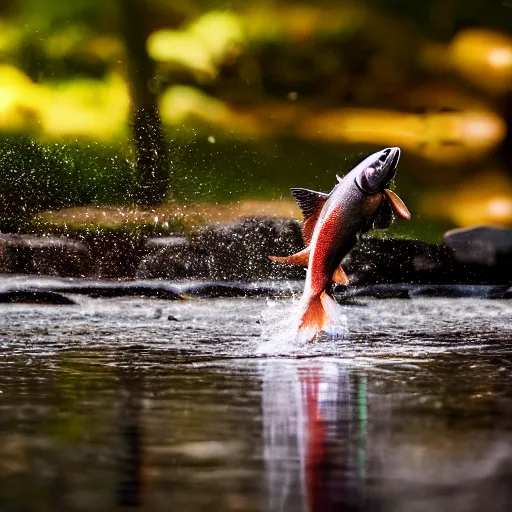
1, 219, 511, 286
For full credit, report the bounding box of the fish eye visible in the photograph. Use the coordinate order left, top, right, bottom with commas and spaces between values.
353, 147, 401, 193
356, 164, 383, 193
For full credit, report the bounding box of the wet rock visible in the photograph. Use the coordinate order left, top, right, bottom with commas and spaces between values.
495, 286, 512, 299
137, 237, 202, 280
334, 284, 510, 299
343, 235, 512, 286
179, 281, 283, 298
192, 217, 304, 281
138, 217, 304, 281
409, 285, 509, 299
443, 226, 512, 267
0, 290, 76, 305
0, 235, 92, 277
342, 237, 456, 285
83, 232, 147, 279
335, 284, 412, 299
44, 282, 184, 300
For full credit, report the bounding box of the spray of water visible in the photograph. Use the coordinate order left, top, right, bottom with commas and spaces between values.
256, 295, 349, 356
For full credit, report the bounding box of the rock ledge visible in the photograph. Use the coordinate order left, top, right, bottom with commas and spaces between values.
0, 221, 510, 285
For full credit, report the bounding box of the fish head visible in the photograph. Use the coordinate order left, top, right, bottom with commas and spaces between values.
354, 147, 401, 194
351, 147, 411, 220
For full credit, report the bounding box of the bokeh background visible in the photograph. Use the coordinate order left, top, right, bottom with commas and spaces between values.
1, 0, 512, 240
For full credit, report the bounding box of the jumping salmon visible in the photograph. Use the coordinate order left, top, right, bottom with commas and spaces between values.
270, 147, 410, 341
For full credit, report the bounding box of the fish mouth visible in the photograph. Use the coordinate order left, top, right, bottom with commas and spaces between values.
355, 146, 401, 194
378, 147, 401, 185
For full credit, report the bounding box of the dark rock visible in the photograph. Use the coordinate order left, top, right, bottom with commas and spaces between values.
179, 281, 284, 298
0, 235, 92, 277
44, 282, 184, 300
500, 287, 512, 299
167, 315, 179, 321
141, 237, 190, 279
443, 226, 512, 267
1, 220, 510, 287
138, 217, 304, 281
409, 285, 509, 298
0, 290, 76, 305
343, 234, 512, 286
342, 237, 456, 285
82, 232, 147, 279
0, 233, 148, 279
335, 284, 413, 299
334, 284, 509, 299
137, 237, 201, 280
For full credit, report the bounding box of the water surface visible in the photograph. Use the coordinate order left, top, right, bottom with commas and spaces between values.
0, 277, 511, 511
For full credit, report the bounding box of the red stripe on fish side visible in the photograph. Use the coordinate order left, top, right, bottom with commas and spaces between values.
308, 205, 343, 295
300, 368, 328, 511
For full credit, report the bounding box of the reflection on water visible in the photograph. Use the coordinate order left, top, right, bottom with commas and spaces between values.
0, 353, 512, 512
2, 354, 511, 511
262, 358, 512, 512
0, 285, 511, 511
262, 361, 364, 512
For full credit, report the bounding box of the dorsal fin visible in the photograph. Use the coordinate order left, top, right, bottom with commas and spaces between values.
290, 188, 328, 218
290, 188, 328, 246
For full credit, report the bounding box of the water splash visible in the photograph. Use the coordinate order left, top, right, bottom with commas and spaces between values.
256, 296, 349, 356
0, 276, 510, 364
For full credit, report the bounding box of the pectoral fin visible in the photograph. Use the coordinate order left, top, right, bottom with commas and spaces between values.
290, 188, 329, 245
384, 189, 411, 220
332, 265, 349, 285
269, 246, 310, 266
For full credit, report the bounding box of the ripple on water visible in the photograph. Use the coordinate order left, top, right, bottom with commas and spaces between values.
0, 276, 510, 365
0, 279, 511, 512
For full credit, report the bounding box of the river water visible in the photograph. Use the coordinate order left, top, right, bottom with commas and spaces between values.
0, 277, 511, 511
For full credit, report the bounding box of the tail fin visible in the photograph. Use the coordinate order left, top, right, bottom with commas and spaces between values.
299, 294, 327, 331
297, 292, 328, 342
297, 292, 343, 342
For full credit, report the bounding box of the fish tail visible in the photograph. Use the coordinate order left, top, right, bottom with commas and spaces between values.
298, 293, 328, 341
320, 292, 342, 320
297, 291, 343, 342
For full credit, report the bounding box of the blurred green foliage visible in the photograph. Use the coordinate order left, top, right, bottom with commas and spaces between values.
0, 135, 136, 230
0, 0, 512, 236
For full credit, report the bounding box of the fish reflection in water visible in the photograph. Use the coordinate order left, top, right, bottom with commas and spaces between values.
261, 359, 512, 512
262, 361, 367, 512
